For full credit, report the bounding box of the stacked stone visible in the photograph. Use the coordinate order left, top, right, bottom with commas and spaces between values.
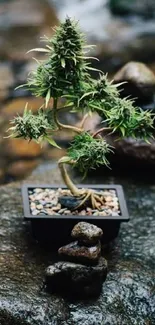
45, 222, 108, 297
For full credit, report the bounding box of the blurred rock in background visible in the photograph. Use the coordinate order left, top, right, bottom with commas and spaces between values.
0, 0, 59, 183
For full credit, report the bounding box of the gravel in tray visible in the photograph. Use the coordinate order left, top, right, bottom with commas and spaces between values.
28, 188, 120, 217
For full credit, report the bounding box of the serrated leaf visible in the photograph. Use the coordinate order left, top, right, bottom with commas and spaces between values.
15, 84, 27, 90
83, 45, 96, 48
78, 56, 99, 61
45, 89, 51, 108
27, 48, 50, 54
61, 58, 66, 68
59, 156, 72, 164
86, 66, 103, 73
120, 126, 125, 136
45, 136, 61, 149
80, 91, 96, 101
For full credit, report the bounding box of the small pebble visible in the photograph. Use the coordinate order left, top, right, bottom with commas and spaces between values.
93, 212, 100, 216
105, 196, 112, 202
112, 212, 119, 216
52, 204, 61, 212
64, 210, 71, 215
46, 209, 55, 215
59, 208, 68, 214
36, 204, 43, 210
34, 188, 42, 193
32, 209, 39, 215
40, 210, 48, 215
80, 210, 86, 216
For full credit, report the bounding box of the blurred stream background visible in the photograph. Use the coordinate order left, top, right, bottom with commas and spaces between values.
0, 0, 155, 184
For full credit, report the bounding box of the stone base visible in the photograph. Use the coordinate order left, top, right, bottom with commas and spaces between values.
45, 257, 107, 298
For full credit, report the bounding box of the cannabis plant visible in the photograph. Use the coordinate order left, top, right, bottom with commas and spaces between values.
9, 18, 154, 209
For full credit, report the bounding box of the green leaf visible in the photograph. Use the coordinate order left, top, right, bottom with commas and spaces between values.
45, 89, 51, 108
120, 126, 125, 136
80, 91, 96, 101
15, 84, 27, 90
61, 58, 66, 68
59, 156, 72, 164
45, 136, 61, 149
78, 56, 99, 61
86, 66, 103, 73
27, 48, 50, 54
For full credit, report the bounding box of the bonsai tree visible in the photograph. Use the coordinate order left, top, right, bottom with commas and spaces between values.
9, 17, 154, 210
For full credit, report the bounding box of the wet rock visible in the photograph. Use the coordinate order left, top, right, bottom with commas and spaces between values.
114, 61, 155, 105
0, 167, 155, 323
110, 0, 155, 18
45, 257, 107, 297
58, 240, 101, 265
58, 195, 83, 210
71, 222, 103, 245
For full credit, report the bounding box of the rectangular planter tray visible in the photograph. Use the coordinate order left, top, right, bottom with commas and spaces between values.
22, 184, 129, 246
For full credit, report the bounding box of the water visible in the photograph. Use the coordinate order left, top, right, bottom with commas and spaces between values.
50, 0, 112, 40
50, 0, 155, 43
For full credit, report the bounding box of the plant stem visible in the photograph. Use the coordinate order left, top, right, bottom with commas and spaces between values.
58, 157, 80, 196
79, 113, 89, 128
93, 127, 112, 138
56, 122, 83, 134
53, 97, 60, 127
53, 97, 83, 134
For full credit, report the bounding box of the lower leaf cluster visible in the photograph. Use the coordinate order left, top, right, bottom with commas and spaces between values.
67, 132, 113, 175
9, 108, 56, 141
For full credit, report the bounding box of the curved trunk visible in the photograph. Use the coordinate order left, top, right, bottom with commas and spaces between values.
58, 158, 80, 196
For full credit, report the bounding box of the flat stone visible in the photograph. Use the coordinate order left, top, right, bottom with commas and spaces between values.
45, 257, 107, 297
58, 240, 101, 265
71, 222, 103, 245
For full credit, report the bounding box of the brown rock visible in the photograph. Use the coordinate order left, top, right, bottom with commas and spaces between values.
4, 0, 58, 62
58, 240, 101, 265
71, 222, 103, 245
1, 97, 45, 117
4, 138, 43, 159
114, 61, 155, 103
7, 160, 39, 179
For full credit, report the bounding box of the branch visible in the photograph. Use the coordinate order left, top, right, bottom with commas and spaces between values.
93, 127, 112, 138
52, 98, 83, 134
56, 121, 84, 134
78, 113, 89, 128
58, 156, 80, 196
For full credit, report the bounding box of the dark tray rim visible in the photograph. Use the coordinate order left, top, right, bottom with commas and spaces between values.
22, 183, 129, 221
